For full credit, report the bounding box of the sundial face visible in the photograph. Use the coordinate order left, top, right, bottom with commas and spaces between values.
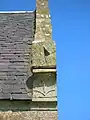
0, 12, 35, 100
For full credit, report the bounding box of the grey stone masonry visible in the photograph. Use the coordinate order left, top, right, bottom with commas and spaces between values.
0, 12, 35, 100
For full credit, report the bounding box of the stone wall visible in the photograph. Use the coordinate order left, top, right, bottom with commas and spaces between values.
0, 111, 57, 120
0, 100, 57, 120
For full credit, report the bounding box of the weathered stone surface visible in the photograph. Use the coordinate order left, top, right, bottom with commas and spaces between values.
32, 0, 56, 66
0, 111, 57, 120
32, 42, 46, 67
35, 18, 52, 41
32, 72, 57, 101
32, 40, 56, 67
36, 0, 48, 10
35, 0, 52, 42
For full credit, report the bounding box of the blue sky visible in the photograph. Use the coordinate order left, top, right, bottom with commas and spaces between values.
0, 0, 90, 120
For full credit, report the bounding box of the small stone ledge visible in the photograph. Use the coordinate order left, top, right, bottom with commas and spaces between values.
32, 68, 56, 73
32, 97, 57, 102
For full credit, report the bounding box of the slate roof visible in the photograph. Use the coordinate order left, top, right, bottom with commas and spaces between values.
0, 11, 35, 100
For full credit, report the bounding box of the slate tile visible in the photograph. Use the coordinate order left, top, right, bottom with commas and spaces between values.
12, 94, 31, 100
0, 93, 10, 99
0, 12, 34, 99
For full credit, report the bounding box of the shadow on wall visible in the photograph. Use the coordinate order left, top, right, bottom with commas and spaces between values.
0, 100, 56, 112
26, 77, 33, 89
27, 72, 56, 88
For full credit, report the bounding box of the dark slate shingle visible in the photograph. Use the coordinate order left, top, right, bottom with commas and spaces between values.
0, 12, 35, 100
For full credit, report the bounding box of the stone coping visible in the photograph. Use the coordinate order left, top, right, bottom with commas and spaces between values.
32, 69, 56, 73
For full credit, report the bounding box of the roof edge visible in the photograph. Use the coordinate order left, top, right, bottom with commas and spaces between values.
0, 11, 34, 13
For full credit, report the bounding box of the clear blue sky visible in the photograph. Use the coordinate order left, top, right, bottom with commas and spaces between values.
0, 0, 90, 120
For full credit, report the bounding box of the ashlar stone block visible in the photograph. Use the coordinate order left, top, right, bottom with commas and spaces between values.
32, 40, 56, 67
32, 72, 57, 101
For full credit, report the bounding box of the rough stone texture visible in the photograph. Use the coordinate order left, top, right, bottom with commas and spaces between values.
32, 0, 56, 67
32, 40, 56, 67
35, 17, 52, 41
0, 12, 35, 99
35, 0, 52, 42
36, 0, 48, 10
0, 100, 57, 120
0, 111, 57, 120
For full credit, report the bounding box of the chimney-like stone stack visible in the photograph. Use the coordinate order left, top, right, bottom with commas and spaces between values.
32, 0, 57, 104
35, 0, 52, 42
32, 0, 56, 67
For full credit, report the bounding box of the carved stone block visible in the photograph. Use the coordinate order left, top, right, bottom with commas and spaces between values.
32, 72, 57, 101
